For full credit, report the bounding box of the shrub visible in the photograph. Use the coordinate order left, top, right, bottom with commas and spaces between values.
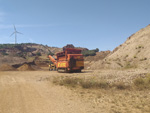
94, 48, 99, 52
82, 50, 96, 56
36, 52, 41, 56
124, 62, 137, 69
47, 51, 54, 56
80, 80, 109, 89
16, 53, 25, 58
112, 82, 130, 90
140, 58, 147, 61
81, 48, 99, 56
53, 77, 82, 87
1, 52, 8, 56
134, 75, 150, 90
138, 45, 142, 48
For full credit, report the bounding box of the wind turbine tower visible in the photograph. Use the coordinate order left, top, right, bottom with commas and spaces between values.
10, 25, 23, 44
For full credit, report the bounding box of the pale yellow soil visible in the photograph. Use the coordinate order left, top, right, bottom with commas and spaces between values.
0, 70, 150, 113
0, 71, 98, 113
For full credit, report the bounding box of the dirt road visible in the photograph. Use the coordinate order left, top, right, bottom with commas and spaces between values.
0, 70, 150, 113
0, 71, 98, 113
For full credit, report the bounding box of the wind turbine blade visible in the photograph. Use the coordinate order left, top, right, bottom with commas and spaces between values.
14, 25, 16, 31
10, 32, 15, 37
16, 31, 23, 35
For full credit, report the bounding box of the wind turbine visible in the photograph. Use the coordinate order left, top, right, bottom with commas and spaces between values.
10, 25, 23, 44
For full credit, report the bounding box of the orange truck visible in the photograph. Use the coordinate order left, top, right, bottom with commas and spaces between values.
48, 48, 84, 72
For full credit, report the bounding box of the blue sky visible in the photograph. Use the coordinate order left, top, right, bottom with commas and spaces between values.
0, 0, 150, 51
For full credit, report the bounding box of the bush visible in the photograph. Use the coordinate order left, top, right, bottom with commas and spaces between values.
82, 50, 96, 56
80, 80, 109, 89
81, 48, 99, 56
1, 52, 8, 56
36, 52, 41, 56
134, 74, 150, 90
47, 51, 54, 56
16, 52, 27, 58
94, 48, 99, 52
112, 82, 130, 90
53, 77, 82, 87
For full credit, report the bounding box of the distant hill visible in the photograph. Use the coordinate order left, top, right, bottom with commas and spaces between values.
91, 25, 150, 69
0, 43, 62, 66
0, 43, 111, 68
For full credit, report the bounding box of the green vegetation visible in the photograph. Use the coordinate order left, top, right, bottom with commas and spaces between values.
140, 58, 147, 61
36, 52, 41, 56
124, 62, 132, 69
16, 52, 27, 58
134, 55, 137, 58
138, 45, 142, 48
47, 51, 54, 56
1, 51, 8, 56
136, 45, 144, 49
0, 43, 43, 49
124, 62, 137, 69
81, 48, 99, 56
0, 44, 17, 49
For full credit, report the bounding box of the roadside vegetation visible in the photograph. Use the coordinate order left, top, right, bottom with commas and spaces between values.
53, 73, 150, 91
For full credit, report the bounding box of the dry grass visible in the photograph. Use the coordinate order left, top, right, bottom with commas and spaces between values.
80, 80, 109, 89
53, 77, 110, 89
53, 77, 82, 87
51, 70, 150, 113
133, 73, 150, 90
111, 82, 130, 90
52, 72, 150, 91
53, 77, 131, 90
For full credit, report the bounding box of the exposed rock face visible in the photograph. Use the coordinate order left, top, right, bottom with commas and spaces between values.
0, 56, 27, 67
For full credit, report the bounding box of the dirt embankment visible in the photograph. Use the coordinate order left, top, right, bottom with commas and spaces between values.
0, 64, 16, 71
0, 62, 42, 71
90, 25, 150, 69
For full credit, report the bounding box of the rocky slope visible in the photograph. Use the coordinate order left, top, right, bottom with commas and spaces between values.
0, 43, 62, 66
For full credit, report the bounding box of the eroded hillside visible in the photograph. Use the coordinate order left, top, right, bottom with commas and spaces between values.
91, 25, 150, 69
